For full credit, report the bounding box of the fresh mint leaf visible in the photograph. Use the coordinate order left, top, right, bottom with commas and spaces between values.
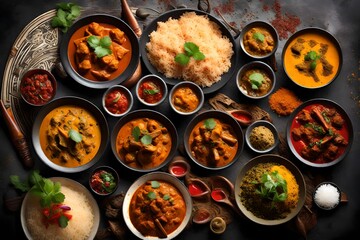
69, 129, 82, 143
193, 51, 205, 61
184, 42, 199, 56
9, 175, 30, 192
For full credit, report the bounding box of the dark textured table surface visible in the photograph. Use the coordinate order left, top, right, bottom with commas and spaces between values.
1, 0, 359, 239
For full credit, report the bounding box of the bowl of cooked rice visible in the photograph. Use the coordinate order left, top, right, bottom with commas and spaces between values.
21, 177, 100, 239
139, 9, 238, 94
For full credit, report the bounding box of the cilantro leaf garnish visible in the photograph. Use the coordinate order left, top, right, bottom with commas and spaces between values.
175, 42, 205, 65
147, 191, 156, 200
50, 2, 80, 33
253, 171, 287, 204
204, 118, 216, 130
304, 50, 320, 71
141, 135, 153, 145
87, 35, 112, 58
249, 72, 265, 90
151, 181, 160, 189
132, 126, 141, 141
132, 126, 153, 145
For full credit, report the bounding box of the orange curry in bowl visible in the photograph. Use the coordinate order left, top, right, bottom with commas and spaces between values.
129, 180, 186, 238
188, 118, 238, 168
115, 118, 172, 169
68, 22, 132, 81
39, 105, 102, 167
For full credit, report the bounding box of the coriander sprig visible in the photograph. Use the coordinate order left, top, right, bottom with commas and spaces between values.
252, 170, 287, 204
87, 35, 112, 58
175, 42, 205, 65
50, 2, 81, 33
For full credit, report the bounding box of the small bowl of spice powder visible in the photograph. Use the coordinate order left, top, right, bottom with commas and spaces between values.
313, 182, 341, 210
246, 120, 279, 153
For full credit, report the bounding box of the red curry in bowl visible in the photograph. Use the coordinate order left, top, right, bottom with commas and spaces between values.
287, 99, 353, 167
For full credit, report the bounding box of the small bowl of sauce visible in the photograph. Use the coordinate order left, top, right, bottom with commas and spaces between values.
168, 156, 190, 178
169, 81, 204, 115
136, 74, 168, 106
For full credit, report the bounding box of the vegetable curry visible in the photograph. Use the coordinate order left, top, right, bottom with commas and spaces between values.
68, 22, 132, 81
116, 118, 172, 169
39, 105, 101, 167
130, 180, 186, 237
188, 118, 238, 168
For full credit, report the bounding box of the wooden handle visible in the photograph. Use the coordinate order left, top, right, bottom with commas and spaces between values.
0, 100, 34, 168
121, 0, 142, 37
121, 0, 143, 88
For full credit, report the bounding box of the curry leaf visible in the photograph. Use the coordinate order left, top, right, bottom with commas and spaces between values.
69, 129, 82, 143
204, 118, 216, 130
132, 126, 141, 141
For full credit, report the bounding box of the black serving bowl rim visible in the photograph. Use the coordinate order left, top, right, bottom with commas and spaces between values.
139, 8, 239, 94
234, 154, 306, 225
236, 61, 276, 99
111, 109, 178, 173
169, 81, 205, 115
32, 96, 109, 173
102, 85, 133, 117
89, 165, 119, 196
281, 27, 343, 89
20, 68, 57, 107
313, 181, 341, 210
135, 74, 168, 107
286, 98, 353, 167
59, 14, 140, 89
239, 20, 279, 59
183, 110, 244, 170
245, 120, 279, 153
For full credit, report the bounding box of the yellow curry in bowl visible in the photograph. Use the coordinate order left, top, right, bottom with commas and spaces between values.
283, 28, 342, 88
39, 105, 102, 168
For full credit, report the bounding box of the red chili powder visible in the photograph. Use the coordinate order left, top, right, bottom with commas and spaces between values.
270, 0, 301, 40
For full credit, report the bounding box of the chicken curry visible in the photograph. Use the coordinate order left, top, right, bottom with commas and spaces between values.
68, 22, 132, 81
39, 105, 102, 167
116, 118, 172, 169
188, 118, 238, 168
130, 180, 186, 238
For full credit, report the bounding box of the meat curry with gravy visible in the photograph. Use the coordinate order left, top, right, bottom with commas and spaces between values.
116, 118, 172, 169
39, 105, 102, 167
290, 103, 349, 164
68, 22, 132, 81
189, 118, 238, 168
129, 180, 186, 238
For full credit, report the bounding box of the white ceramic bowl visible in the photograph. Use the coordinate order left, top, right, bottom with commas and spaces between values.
21, 177, 100, 239
122, 172, 192, 239
169, 81, 204, 115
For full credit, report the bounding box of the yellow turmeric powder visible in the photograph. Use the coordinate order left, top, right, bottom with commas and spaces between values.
271, 165, 299, 208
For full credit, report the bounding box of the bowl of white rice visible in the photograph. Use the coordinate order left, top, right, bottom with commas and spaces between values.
21, 177, 100, 240
313, 182, 341, 210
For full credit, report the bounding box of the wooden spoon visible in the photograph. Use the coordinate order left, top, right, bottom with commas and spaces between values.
211, 188, 241, 215
121, 0, 143, 89
226, 109, 253, 126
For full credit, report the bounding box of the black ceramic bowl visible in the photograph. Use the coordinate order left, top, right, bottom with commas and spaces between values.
286, 98, 353, 167
184, 110, 244, 170
282, 27, 342, 89
239, 20, 279, 59
111, 109, 178, 172
139, 8, 238, 94
59, 14, 140, 89
89, 165, 119, 196
32, 96, 109, 173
